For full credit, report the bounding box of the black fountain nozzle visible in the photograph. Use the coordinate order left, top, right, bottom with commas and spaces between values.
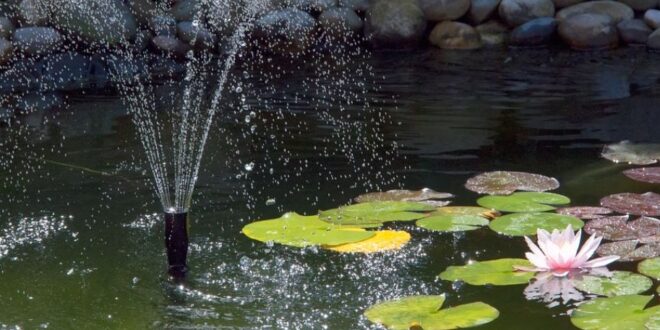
164, 211, 189, 280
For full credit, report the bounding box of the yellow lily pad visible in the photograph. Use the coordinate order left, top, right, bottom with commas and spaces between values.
435, 206, 500, 219
325, 230, 411, 253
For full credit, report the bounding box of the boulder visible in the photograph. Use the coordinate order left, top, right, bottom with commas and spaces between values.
133, 29, 153, 51
647, 28, 660, 49
151, 35, 192, 58
499, 0, 555, 27
0, 38, 13, 64
150, 15, 177, 37
429, 21, 482, 49
319, 7, 364, 34
254, 9, 317, 53
129, 0, 158, 26
644, 9, 660, 29
18, 0, 47, 26
552, 0, 584, 8
470, 0, 502, 24
617, 19, 652, 44
292, 0, 338, 13
177, 21, 217, 50
556, 1, 634, 23
618, 0, 658, 11
365, 0, 426, 48
171, 0, 198, 21
13, 27, 63, 56
0, 17, 14, 39
476, 20, 510, 46
338, 0, 369, 12
558, 13, 619, 49
510, 17, 557, 45
419, 0, 471, 21
49, 0, 137, 45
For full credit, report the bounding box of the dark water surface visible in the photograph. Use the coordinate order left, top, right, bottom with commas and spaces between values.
1, 49, 659, 329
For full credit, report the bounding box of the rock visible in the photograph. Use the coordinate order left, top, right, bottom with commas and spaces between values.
365, 0, 426, 48
18, 0, 47, 26
0, 38, 13, 65
292, 0, 338, 13
254, 9, 317, 53
647, 28, 660, 49
13, 27, 63, 56
319, 7, 363, 34
171, 0, 198, 21
38, 52, 106, 91
556, 1, 634, 23
151, 35, 192, 58
338, 0, 369, 12
49, 0, 137, 45
419, 0, 471, 21
177, 21, 217, 50
429, 21, 482, 49
499, 0, 555, 27
15, 92, 65, 115
476, 20, 509, 46
617, 19, 652, 44
150, 15, 177, 37
558, 13, 619, 50
644, 9, 660, 29
552, 0, 584, 8
0, 17, 14, 39
129, 0, 158, 26
618, 0, 658, 11
510, 17, 557, 45
133, 29, 153, 51
470, 0, 502, 24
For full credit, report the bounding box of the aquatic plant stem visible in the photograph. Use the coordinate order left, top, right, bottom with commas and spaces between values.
164, 212, 189, 280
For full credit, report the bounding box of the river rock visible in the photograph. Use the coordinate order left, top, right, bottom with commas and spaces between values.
0, 38, 13, 64
150, 15, 177, 37
129, 0, 158, 26
618, 0, 658, 11
133, 29, 153, 51
647, 28, 660, 49
499, 0, 555, 27
151, 36, 192, 58
470, 0, 502, 24
476, 20, 509, 46
644, 9, 660, 29
553, 0, 584, 8
617, 19, 652, 44
177, 21, 217, 50
292, 0, 338, 13
319, 7, 363, 34
254, 9, 317, 53
558, 13, 619, 49
419, 0, 471, 21
171, 0, 198, 21
510, 17, 557, 45
338, 0, 369, 12
13, 27, 63, 56
429, 21, 482, 49
49, 0, 137, 45
556, 1, 634, 23
18, 0, 47, 26
0, 17, 14, 38
366, 0, 426, 48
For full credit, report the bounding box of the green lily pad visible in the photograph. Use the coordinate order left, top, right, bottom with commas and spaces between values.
320, 201, 435, 227
435, 206, 499, 218
574, 271, 653, 297
364, 295, 499, 330
571, 295, 660, 330
638, 257, 660, 280
242, 212, 375, 247
417, 214, 489, 232
439, 258, 535, 286
489, 212, 584, 236
477, 192, 570, 213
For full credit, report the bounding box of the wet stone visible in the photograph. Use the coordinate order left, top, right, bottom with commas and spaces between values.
150, 15, 178, 37
556, 1, 634, 24
13, 27, 63, 56
617, 19, 652, 44
558, 13, 619, 50
0, 16, 14, 38
619, 0, 659, 11
365, 0, 426, 48
419, 0, 471, 21
151, 35, 192, 58
644, 9, 660, 29
429, 21, 483, 50
319, 7, 364, 35
509, 17, 558, 46
646, 29, 660, 49
499, 0, 555, 27
476, 20, 510, 47
470, 0, 502, 24
0, 37, 13, 65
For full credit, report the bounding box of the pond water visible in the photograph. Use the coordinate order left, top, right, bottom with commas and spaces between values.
1, 48, 659, 329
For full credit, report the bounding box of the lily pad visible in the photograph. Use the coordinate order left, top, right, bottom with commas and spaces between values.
584, 216, 660, 241
574, 271, 652, 297
439, 258, 535, 286
364, 295, 499, 330
417, 214, 489, 232
571, 295, 660, 330
638, 257, 660, 280
355, 188, 454, 207
434, 206, 500, 219
489, 212, 584, 236
477, 192, 570, 213
597, 239, 660, 262
600, 192, 660, 217
465, 171, 560, 195
557, 206, 613, 220
325, 230, 410, 253
320, 201, 435, 227
601, 141, 660, 165
623, 167, 660, 184
242, 212, 375, 247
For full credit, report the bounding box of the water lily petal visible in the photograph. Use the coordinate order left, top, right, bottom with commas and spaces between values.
573, 234, 602, 268
524, 236, 546, 259
581, 255, 620, 269
525, 252, 549, 270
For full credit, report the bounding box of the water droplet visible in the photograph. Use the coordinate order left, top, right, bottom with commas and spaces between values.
244, 162, 254, 171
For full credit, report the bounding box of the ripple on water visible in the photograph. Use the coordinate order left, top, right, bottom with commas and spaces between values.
0, 214, 72, 260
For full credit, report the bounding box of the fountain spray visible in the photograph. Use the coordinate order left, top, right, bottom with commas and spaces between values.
164, 210, 189, 279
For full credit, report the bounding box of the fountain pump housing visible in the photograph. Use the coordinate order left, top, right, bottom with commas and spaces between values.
164, 211, 189, 279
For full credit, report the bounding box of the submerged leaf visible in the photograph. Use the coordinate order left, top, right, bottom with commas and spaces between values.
623, 167, 660, 184
557, 207, 613, 220
439, 258, 535, 286
465, 171, 560, 195
364, 295, 499, 330
600, 192, 660, 217
601, 141, 660, 165
325, 230, 410, 253
477, 192, 570, 213
638, 257, 660, 280
597, 240, 660, 262
489, 212, 583, 236
584, 216, 660, 241
320, 201, 435, 227
574, 271, 652, 297
355, 188, 454, 207
571, 295, 660, 330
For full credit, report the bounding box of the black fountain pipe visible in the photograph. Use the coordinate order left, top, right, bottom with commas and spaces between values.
164, 211, 189, 280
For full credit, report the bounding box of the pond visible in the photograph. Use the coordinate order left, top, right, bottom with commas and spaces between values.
1, 48, 659, 329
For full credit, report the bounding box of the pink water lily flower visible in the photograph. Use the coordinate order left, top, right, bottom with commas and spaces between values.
516, 225, 620, 277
